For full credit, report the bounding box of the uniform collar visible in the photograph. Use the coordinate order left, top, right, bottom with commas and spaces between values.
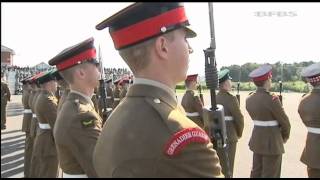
127, 83, 177, 109
70, 89, 94, 107
312, 87, 320, 93
186, 89, 195, 94
256, 87, 269, 93
133, 78, 176, 101
218, 89, 229, 94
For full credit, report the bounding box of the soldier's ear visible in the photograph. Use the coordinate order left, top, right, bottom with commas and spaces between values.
154, 36, 169, 60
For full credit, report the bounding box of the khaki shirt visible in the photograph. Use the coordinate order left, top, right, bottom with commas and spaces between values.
93, 78, 223, 178
21, 89, 32, 132
30, 90, 41, 138
34, 90, 58, 157
57, 88, 70, 113
1, 81, 11, 104
246, 87, 291, 155
106, 86, 114, 109
54, 91, 102, 177
217, 90, 244, 143
112, 87, 121, 109
298, 88, 320, 169
119, 88, 127, 101
181, 90, 204, 128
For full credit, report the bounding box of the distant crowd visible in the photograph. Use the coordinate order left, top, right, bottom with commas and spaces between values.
1, 65, 132, 95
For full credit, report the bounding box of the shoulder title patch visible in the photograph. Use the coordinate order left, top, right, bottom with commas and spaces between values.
164, 128, 210, 156
272, 94, 279, 101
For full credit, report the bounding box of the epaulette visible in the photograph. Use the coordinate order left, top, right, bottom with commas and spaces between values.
48, 95, 58, 104
271, 93, 279, 101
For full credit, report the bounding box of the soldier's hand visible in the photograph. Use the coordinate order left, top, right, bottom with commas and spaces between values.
283, 137, 288, 144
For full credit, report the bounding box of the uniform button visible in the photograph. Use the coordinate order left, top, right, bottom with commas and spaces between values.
153, 98, 161, 104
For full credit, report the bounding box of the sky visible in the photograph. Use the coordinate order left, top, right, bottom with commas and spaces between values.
2, 2, 320, 76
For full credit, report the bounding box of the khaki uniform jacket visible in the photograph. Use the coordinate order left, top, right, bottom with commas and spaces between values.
298, 88, 320, 169
54, 92, 102, 177
22, 89, 32, 132
1, 81, 11, 104
216, 90, 244, 143
246, 87, 291, 155
112, 87, 121, 109
93, 84, 223, 178
181, 90, 204, 128
91, 93, 100, 115
57, 88, 70, 113
106, 86, 114, 109
33, 90, 59, 177
119, 88, 127, 101
30, 90, 41, 139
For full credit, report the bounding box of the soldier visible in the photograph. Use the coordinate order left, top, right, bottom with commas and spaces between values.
29, 72, 45, 177
93, 3, 223, 177
92, 87, 100, 114
56, 76, 70, 113
104, 78, 114, 121
1, 72, 11, 130
216, 69, 244, 177
298, 63, 320, 178
105, 78, 114, 111
20, 77, 33, 177
112, 78, 121, 109
246, 64, 291, 178
32, 70, 59, 177
25, 75, 37, 176
181, 74, 204, 128
119, 77, 129, 101
48, 37, 102, 178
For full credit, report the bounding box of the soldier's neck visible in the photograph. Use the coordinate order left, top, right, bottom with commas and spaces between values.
313, 85, 320, 89
133, 77, 176, 101
69, 84, 94, 98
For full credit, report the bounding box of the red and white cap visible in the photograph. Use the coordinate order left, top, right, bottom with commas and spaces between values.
249, 64, 273, 82
96, 3, 196, 50
301, 63, 320, 84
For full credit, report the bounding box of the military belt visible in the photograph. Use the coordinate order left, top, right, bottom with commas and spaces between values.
186, 112, 200, 117
62, 172, 88, 178
114, 98, 120, 101
23, 109, 32, 113
307, 127, 320, 134
106, 96, 112, 99
32, 114, 37, 118
39, 123, 51, 130
225, 116, 234, 121
253, 120, 278, 127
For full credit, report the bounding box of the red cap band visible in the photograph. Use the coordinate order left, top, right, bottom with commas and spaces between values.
56, 48, 96, 71
308, 75, 320, 83
111, 7, 188, 49
253, 71, 272, 82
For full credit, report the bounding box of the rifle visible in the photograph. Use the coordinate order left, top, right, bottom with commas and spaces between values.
279, 80, 283, 104
98, 45, 108, 122
236, 66, 241, 104
279, 63, 283, 104
202, 3, 231, 178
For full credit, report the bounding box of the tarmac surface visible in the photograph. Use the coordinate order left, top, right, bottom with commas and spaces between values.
1, 91, 309, 178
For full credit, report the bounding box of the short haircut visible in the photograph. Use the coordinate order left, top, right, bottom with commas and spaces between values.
253, 80, 265, 87
59, 63, 88, 84
118, 31, 175, 74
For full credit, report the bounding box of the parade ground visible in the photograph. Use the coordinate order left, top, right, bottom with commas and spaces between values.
1, 91, 309, 178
